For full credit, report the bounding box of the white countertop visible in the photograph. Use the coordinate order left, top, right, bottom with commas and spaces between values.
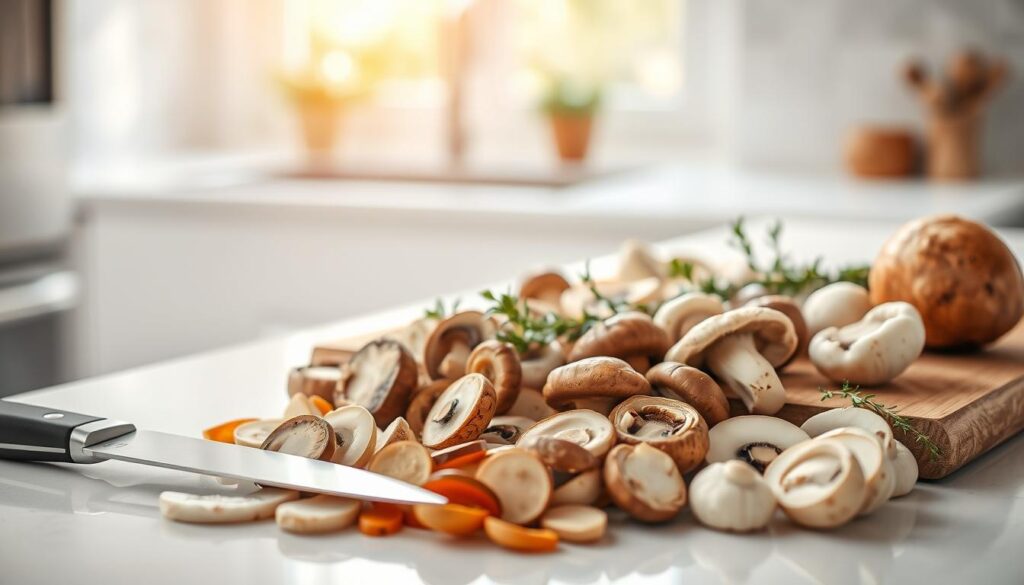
2, 218, 1024, 585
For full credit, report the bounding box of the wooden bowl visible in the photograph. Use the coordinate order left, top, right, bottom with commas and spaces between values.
843, 126, 916, 178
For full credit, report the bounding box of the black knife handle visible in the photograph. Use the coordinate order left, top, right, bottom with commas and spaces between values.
0, 400, 130, 463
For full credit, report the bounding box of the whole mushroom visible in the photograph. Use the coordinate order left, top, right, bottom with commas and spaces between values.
518, 270, 571, 315
543, 356, 651, 414
706, 415, 810, 472
645, 362, 730, 427
422, 311, 497, 380
336, 339, 418, 427
745, 295, 809, 367
567, 311, 671, 373
689, 460, 776, 532
764, 438, 867, 529
802, 282, 872, 337
653, 292, 725, 343
466, 340, 523, 415
666, 307, 797, 415
869, 215, 1024, 348
603, 443, 687, 523
809, 302, 926, 386
519, 341, 566, 390
609, 395, 710, 473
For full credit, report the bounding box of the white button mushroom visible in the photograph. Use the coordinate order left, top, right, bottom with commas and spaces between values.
706, 415, 810, 472
890, 440, 919, 497
800, 407, 897, 458
816, 427, 896, 515
160, 488, 299, 524
802, 282, 872, 337
689, 460, 776, 532
809, 302, 926, 386
653, 292, 725, 343
666, 307, 797, 415
764, 438, 867, 529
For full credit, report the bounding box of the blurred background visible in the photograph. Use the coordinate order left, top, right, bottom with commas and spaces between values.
1, 0, 1023, 396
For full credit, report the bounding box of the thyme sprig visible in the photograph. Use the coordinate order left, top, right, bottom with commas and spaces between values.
423, 297, 461, 319
479, 289, 595, 354
820, 381, 941, 461
579, 260, 629, 316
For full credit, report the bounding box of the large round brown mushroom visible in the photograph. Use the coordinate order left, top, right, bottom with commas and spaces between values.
466, 340, 522, 415
543, 356, 651, 413
567, 312, 671, 373
645, 362, 730, 427
745, 295, 808, 367
869, 215, 1024, 348
609, 395, 709, 473
336, 339, 418, 427
423, 311, 498, 380
519, 270, 572, 313
420, 374, 498, 449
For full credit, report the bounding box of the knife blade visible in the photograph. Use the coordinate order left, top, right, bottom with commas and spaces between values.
0, 400, 446, 506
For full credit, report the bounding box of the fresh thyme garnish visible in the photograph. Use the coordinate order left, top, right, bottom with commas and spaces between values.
480, 289, 595, 354
579, 260, 628, 315
423, 297, 461, 320
819, 381, 941, 461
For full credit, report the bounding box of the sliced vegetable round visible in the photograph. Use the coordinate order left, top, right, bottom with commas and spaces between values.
359, 504, 404, 537
817, 427, 896, 515
517, 409, 616, 460
484, 516, 559, 553
287, 365, 342, 402
160, 488, 299, 524
421, 374, 498, 449
609, 395, 709, 473
260, 415, 338, 462
540, 505, 608, 543
367, 440, 433, 486
550, 468, 603, 507
275, 495, 361, 534
422, 474, 502, 517
517, 435, 598, 473
406, 379, 452, 436
324, 405, 378, 467
413, 503, 489, 536
203, 418, 258, 444
706, 415, 810, 473
376, 416, 415, 452
232, 419, 282, 448
604, 443, 687, 523
476, 448, 552, 525
337, 339, 418, 427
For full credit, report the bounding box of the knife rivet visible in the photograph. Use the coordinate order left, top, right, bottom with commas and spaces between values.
43, 412, 64, 420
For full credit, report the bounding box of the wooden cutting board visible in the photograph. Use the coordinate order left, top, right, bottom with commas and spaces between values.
311, 322, 1024, 480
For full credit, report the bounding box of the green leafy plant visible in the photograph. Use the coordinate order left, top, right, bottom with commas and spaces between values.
820, 381, 941, 461
423, 297, 461, 320
479, 290, 596, 355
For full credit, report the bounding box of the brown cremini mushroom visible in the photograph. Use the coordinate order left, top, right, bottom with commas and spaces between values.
517, 409, 616, 460
376, 416, 415, 451
423, 311, 497, 379
519, 270, 572, 311
609, 396, 709, 474
405, 379, 453, 436
420, 374, 498, 449
466, 340, 522, 415
287, 365, 342, 402
336, 339, 418, 427
665, 307, 797, 415
869, 215, 1024, 348
567, 312, 671, 373
543, 356, 651, 413
745, 295, 808, 366
603, 443, 687, 523
645, 362, 730, 427
323, 405, 378, 468
517, 435, 599, 473
654, 292, 725, 343
261, 415, 338, 462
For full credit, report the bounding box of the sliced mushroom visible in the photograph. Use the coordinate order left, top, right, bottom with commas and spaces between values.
540, 505, 608, 543
890, 440, 919, 497
544, 356, 651, 413
645, 362, 730, 427
323, 405, 378, 468
654, 293, 725, 343
517, 409, 616, 460
336, 339, 418, 427
283, 392, 320, 419
489, 415, 537, 432
376, 417, 414, 452
260, 415, 338, 461
764, 438, 867, 529
809, 302, 926, 386
745, 295, 808, 367
817, 427, 896, 515
666, 307, 797, 415
609, 396, 709, 474
520, 341, 567, 390
159, 488, 299, 524
517, 435, 598, 473
604, 443, 687, 523
275, 495, 361, 534
466, 340, 522, 415
689, 460, 776, 532
423, 311, 497, 380
519, 270, 572, 311
506, 387, 557, 421
802, 282, 872, 337
287, 365, 342, 402
550, 468, 603, 506
406, 379, 453, 437
800, 407, 897, 459
707, 415, 810, 473
476, 448, 552, 525
233, 419, 283, 448
421, 374, 498, 449
367, 440, 433, 486
480, 424, 524, 446
567, 312, 671, 373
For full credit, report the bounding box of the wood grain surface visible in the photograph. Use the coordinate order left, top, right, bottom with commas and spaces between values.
313, 322, 1024, 480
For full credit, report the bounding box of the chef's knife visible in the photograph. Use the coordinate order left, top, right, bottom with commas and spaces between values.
0, 400, 446, 505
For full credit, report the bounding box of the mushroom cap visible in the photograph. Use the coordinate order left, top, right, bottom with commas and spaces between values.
518, 435, 599, 472
519, 270, 572, 305
802, 282, 872, 337
517, 409, 617, 459
763, 438, 867, 529
543, 356, 651, 411
654, 292, 725, 342
645, 362, 730, 427
609, 395, 710, 473
261, 415, 337, 462
423, 311, 497, 380
323, 405, 378, 467
475, 448, 552, 525
287, 365, 342, 402
706, 415, 810, 472
603, 443, 687, 523
377, 416, 415, 451
420, 373, 498, 449
568, 312, 671, 366
466, 340, 523, 415
745, 295, 808, 366
519, 341, 566, 390
405, 379, 453, 437
233, 419, 283, 448
816, 427, 896, 515
870, 215, 1024, 348
665, 307, 798, 368
336, 339, 418, 427
689, 460, 776, 532
809, 301, 926, 386
800, 406, 897, 459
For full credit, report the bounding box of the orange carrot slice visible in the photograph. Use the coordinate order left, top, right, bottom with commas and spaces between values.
413, 503, 489, 536
434, 450, 487, 471
422, 476, 502, 517
309, 395, 333, 416
359, 504, 403, 537
484, 517, 558, 553
202, 418, 258, 444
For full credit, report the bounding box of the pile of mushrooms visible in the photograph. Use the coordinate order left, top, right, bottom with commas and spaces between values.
165, 216, 1024, 548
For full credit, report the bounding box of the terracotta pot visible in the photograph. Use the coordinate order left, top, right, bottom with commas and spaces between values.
548, 114, 594, 162
843, 126, 916, 178
297, 102, 344, 156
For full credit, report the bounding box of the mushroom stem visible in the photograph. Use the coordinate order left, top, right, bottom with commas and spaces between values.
704, 333, 785, 415
439, 341, 471, 379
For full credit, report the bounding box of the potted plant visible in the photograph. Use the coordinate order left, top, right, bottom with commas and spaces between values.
542, 78, 602, 163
